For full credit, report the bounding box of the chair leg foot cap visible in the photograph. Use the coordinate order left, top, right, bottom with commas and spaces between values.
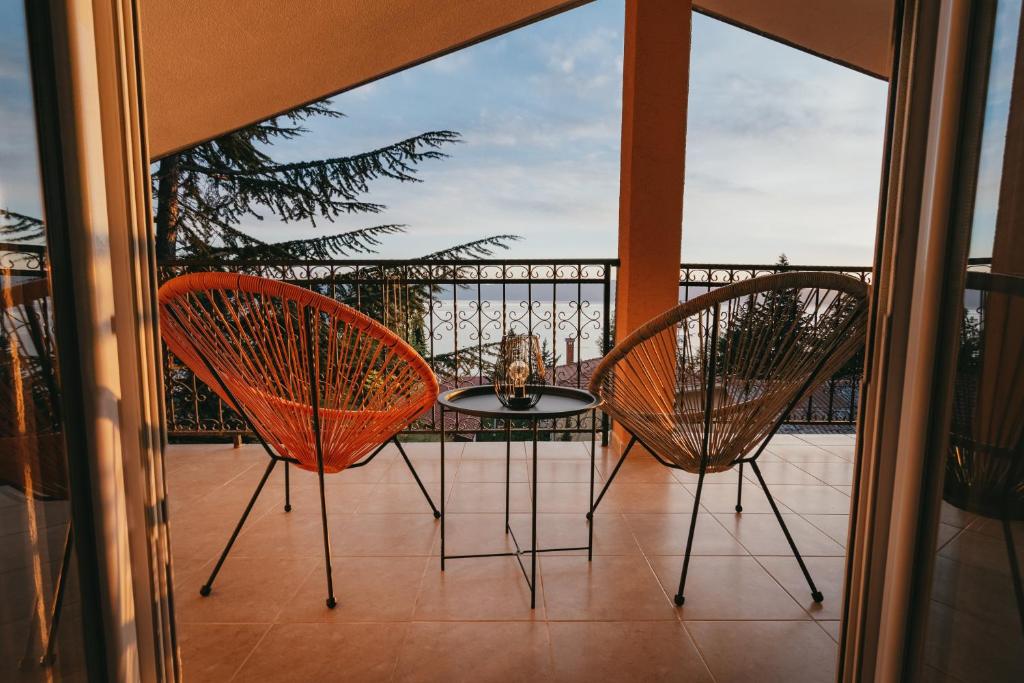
326, 597, 337, 609
812, 591, 824, 603
674, 594, 685, 606
433, 510, 442, 519
284, 504, 292, 512
735, 504, 743, 513
199, 585, 211, 597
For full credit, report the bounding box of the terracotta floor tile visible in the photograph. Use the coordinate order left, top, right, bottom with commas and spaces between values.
929, 555, 1023, 630
541, 555, 677, 621
380, 457, 447, 483
767, 443, 846, 463
446, 482, 532, 513
435, 513, 518, 557
174, 557, 313, 624
330, 513, 439, 556
256, 472, 378, 514
169, 501, 273, 562
276, 556, 428, 622
414, 556, 545, 620
393, 621, 552, 682
625, 513, 748, 556
792, 461, 854, 485
684, 482, 791, 514
741, 461, 823, 485
820, 444, 856, 460
757, 555, 846, 620
649, 556, 808, 620
177, 622, 269, 682
714, 512, 846, 557
767, 485, 852, 515
359, 482, 451, 514
531, 441, 593, 460
802, 514, 851, 547
597, 456, 680, 484
548, 621, 714, 682
937, 528, 1022, 576
508, 512, 641, 556
171, 556, 214, 594
923, 600, 1024, 680
536, 482, 595, 513
456, 458, 529, 483
819, 620, 841, 642
799, 434, 856, 446
163, 441, 853, 680
935, 522, 961, 550
461, 441, 524, 460
232, 622, 406, 682
687, 620, 837, 683
600, 482, 696, 514
531, 459, 600, 483
390, 441, 450, 463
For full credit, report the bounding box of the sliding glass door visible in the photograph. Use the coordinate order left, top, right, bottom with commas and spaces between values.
909, 1, 1024, 679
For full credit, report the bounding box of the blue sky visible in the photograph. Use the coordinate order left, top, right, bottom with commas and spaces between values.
3, 1, 890, 265
253, 1, 889, 264
0, 1, 44, 226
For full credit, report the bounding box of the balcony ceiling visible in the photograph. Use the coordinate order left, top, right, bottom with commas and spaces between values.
142, 0, 893, 160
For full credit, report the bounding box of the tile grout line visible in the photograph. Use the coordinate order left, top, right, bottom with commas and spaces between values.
226, 622, 274, 682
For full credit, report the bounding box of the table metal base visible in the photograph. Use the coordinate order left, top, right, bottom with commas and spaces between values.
440, 408, 598, 609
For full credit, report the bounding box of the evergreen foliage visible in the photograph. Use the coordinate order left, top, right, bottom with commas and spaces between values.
152, 102, 508, 260
0, 209, 44, 243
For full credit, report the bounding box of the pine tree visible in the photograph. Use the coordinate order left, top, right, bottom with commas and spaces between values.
0, 209, 44, 243
152, 101, 509, 260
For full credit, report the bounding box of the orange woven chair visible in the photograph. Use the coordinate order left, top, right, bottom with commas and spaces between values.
1, 277, 73, 667
588, 272, 869, 606
158, 272, 440, 608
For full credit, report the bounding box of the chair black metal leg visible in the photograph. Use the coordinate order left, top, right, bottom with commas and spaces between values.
735, 462, 744, 512
1001, 517, 1024, 636
588, 410, 596, 561
315, 458, 337, 609
201, 458, 277, 596
674, 464, 706, 606
39, 523, 73, 666
284, 458, 292, 511
394, 437, 441, 518
587, 435, 637, 519
750, 461, 823, 602
505, 420, 511, 534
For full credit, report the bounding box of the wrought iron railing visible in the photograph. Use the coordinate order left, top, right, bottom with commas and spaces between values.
0, 242, 46, 280
157, 257, 881, 440
679, 262, 872, 425
158, 258, 616, 440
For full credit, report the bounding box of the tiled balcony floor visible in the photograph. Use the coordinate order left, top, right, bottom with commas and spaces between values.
167, 433, 856, 682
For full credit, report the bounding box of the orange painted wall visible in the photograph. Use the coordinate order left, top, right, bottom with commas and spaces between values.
141, 0, 587, 158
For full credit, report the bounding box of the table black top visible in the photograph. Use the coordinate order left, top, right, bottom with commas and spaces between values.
437, 384, 601, 419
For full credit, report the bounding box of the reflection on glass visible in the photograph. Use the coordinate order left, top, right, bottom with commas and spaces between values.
0, 1, 84, 680
923, 0, 1024, 679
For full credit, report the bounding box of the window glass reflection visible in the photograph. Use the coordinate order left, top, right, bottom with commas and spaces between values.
1, 1, 84, 679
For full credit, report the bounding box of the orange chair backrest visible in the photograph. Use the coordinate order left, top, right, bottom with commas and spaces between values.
158, 272, 438, 473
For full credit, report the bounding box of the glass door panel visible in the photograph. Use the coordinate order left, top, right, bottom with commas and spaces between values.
1, 1, 86, 679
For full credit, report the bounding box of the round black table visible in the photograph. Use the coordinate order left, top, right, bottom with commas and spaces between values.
437, 385, 602, 609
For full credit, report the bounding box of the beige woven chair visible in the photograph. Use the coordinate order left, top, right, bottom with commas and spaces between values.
589, 272, 869, 606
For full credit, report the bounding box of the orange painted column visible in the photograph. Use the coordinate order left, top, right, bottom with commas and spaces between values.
616, 0, 690, 339
613, 0, 691, 445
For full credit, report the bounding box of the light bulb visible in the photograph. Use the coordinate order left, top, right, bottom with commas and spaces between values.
508, 360, 529, 386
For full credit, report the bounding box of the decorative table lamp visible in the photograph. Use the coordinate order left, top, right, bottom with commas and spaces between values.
493, 333, 547, 409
